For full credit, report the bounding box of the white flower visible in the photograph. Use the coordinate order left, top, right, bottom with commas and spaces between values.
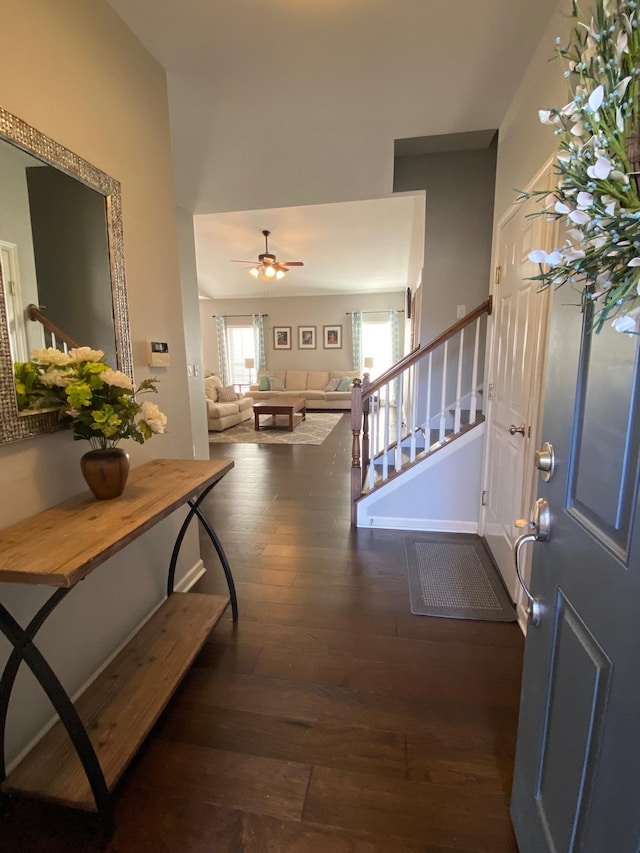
570, 121, 585, 137
30, 347, 72, 366
39, 369, 74, 387
539, 110, 559, 126
101, 369, 133, 390
587, 157, 613, 180
563, 247, 586, 261
139, 401, 167, 434
528, 249, 563, 266
555, 201, 571, 214
628, 258, 640, 267
568, 210, 590, 225
612, 314, 640, 333
616, 31, 629, 60
68, 347, 105, 363
615, 75, 631, 99
561, 100, 578, 117
588, 85, 605, 112
576, 191, 593, 209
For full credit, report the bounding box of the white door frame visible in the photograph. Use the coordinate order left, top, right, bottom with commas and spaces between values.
479, 158, 556, 633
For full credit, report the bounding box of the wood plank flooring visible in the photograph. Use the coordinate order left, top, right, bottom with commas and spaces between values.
1, 415, 524, 851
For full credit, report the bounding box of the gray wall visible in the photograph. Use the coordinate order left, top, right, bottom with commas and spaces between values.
393, 142, 497, 345
200, 291, 405, 376
26, 166, 115, 361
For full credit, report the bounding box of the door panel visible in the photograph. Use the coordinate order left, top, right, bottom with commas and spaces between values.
511, 290, 640, 853
537, 594, 611, 852
484, 202, 550, 601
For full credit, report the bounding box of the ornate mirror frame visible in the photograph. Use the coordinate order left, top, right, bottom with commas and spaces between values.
0, 107, 133, 446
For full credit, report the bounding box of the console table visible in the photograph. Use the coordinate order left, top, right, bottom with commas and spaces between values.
0, 458, 237, 830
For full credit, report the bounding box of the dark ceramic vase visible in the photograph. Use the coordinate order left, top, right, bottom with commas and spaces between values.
80, 447, 130, 500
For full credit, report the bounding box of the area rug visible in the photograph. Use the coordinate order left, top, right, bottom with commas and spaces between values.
405, 535, 516, 621
208, 412, 343, 446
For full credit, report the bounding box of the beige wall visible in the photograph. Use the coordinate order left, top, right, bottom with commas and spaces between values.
0, 0, 199, 763
493, 0, 569, 222
200, 291, 406, 376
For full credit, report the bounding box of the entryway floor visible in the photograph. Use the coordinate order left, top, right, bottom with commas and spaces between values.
1, 415, 523, 851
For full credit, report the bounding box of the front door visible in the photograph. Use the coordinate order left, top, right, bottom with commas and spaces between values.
511, 287, 640, 851
484, 196, 551, 601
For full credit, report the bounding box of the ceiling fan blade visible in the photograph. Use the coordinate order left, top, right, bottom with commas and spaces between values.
230, 259, 257, 264
281, 261, 304, 267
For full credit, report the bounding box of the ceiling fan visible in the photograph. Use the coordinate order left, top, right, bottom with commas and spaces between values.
231, 230, 304, 281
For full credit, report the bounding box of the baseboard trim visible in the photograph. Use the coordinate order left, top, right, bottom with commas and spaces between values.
362, 517, 479, 534
6, 559, 207, 775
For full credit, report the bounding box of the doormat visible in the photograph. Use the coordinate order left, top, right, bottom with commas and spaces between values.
208, 412, 343, 446
405, 535, 516, 621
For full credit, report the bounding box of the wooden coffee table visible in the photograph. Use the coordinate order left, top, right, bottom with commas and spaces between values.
253, 398, 306, 432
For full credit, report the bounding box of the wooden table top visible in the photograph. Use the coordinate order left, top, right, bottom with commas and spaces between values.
0, 458, 233, 588
252, 398, 306, 413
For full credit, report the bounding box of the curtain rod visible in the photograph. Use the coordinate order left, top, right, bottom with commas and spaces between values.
212, 313, 268, 319
345, 309, 405, 316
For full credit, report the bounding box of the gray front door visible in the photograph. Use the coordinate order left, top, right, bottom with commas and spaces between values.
511, 288, 640, 852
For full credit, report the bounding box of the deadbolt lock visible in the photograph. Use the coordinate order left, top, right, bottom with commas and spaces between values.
535, 442, 555, 482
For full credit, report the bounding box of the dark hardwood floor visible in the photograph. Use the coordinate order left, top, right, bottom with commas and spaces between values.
1, 415, 524, 851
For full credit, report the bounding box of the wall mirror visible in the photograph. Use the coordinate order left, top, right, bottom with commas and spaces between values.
0, 107, 132, 446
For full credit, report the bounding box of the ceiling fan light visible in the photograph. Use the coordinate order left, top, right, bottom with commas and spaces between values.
275, 269, 286, 280
248, 266, 260, 278
264, 265, 276, 278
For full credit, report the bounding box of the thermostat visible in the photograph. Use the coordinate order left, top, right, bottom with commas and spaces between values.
147, 341, 169, 367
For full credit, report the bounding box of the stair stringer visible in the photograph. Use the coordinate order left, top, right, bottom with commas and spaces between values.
356, 422, 485, 532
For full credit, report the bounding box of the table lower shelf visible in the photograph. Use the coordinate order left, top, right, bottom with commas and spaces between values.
2, 591, 228, 810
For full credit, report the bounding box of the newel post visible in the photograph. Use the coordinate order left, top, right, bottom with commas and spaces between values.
350, 378, 363, 525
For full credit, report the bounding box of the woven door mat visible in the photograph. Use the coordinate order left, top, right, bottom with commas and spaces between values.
405, 535, 516, 621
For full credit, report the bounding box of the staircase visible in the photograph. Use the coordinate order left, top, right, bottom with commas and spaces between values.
350, 299, 492, 525
27, 303, 79, 352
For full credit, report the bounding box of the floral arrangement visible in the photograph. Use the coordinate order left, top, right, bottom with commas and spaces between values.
523, 0, 640, 333
14, 346, 167, 448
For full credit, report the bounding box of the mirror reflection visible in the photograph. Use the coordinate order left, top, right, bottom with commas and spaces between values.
0, 138, 116, 369
0, 106, 132, 445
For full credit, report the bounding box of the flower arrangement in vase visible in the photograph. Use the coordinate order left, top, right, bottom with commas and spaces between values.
523, 0, 640, 333
14, 347, 167, 499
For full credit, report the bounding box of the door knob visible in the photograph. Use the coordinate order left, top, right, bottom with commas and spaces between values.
509, 423, 527, 436
512, 498, 551, 626
535, 441, 555, 482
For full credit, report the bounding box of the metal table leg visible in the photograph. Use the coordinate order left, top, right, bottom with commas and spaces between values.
0, 596, 113, 830
166, 483, 238, 620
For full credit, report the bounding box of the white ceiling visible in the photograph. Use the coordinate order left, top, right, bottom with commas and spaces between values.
194, 194, 424, 299
105, 0, 561, 299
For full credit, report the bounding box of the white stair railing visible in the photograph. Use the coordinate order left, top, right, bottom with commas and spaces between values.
351, 299, 492, 516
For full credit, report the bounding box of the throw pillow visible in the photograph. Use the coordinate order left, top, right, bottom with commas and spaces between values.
337, 376, 353, 392
269, 377, 285, 392
258, 374, 271, 391
324, 378, 340, 392
217, 385, 239, 402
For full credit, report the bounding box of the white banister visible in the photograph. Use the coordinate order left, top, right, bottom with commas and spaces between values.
470, 317, 481, 423
439, 341, 448, 442
426, 352, 432, 448
382, 383, 390, 482
454, 328, 464, 434
395, 377, 403, 471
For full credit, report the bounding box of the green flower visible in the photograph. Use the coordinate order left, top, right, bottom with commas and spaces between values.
13, 347, 168, 449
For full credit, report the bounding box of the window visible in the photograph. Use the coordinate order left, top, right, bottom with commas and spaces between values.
226, 325, 255, 384
362, 319, 392, 380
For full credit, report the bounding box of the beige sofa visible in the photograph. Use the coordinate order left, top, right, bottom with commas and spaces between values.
205, 375, 254, 431
248, 369, 360, 410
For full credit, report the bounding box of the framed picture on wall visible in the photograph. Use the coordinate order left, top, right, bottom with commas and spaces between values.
298, 325, 316, 349
273, 326, 291, 350
323, 325, 342, 349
